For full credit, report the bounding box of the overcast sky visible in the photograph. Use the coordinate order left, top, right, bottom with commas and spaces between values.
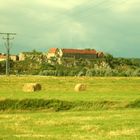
0, 0, 140, 57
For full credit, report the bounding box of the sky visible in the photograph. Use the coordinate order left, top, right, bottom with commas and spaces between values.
0, 0, 140, 58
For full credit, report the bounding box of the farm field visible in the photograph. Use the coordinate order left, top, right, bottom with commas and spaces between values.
0, 76, 140, 140
0, 76, 140, 101
0, 110, 140, 140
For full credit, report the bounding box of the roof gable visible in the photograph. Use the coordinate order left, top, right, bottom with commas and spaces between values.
49, 48, 58, 53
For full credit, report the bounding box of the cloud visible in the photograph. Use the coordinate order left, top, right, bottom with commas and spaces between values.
110, 0, 140, 13
0, 0, 140, 57
38, 0, 88, 10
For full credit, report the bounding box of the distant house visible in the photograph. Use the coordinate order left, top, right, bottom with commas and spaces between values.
47, 48, 62, 64
47, 48, 61, 59
10, 55, 19, 61
0, 53, 18, 61
47, 48, 105, 60
97, 52, 104, 58
19, 52, 36, 61
0, 54, 6, 61
19, 53, 26, 61
61, 49, 97, 59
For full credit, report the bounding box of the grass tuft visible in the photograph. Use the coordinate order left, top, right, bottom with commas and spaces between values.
126, 99, 140, 108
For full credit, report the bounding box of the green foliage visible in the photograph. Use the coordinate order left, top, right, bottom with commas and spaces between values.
1, 52, 140, 76
0, 99, 73, 111
12, 58, 41, 75
0, 99, 139, 111
126, 100, 140, 108
0, 61, 6, 74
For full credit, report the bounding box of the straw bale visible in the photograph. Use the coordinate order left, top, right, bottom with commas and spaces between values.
74, 83, 86, 92
23, 83, 41, 92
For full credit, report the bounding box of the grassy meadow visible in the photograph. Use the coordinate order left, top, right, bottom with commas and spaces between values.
0, 76, 140, 101
0, 76, 140, 140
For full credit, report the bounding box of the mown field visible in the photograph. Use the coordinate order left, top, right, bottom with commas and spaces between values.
0, 76, 140, 140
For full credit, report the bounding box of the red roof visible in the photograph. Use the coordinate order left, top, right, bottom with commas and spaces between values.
49, 48, 58, 53
0, 55, 6, 59
62, 49, 97, 55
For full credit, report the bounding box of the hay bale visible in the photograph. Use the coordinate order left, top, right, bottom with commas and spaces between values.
74, 83, 86, 92
23, 83, 42, 92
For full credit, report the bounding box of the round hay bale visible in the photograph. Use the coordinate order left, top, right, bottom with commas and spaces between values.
74, 83, 86, 92
22, 83, 42, 92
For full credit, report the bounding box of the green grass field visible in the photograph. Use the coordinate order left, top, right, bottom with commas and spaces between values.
0, 76, 140, 101
0, 76, 140, 140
